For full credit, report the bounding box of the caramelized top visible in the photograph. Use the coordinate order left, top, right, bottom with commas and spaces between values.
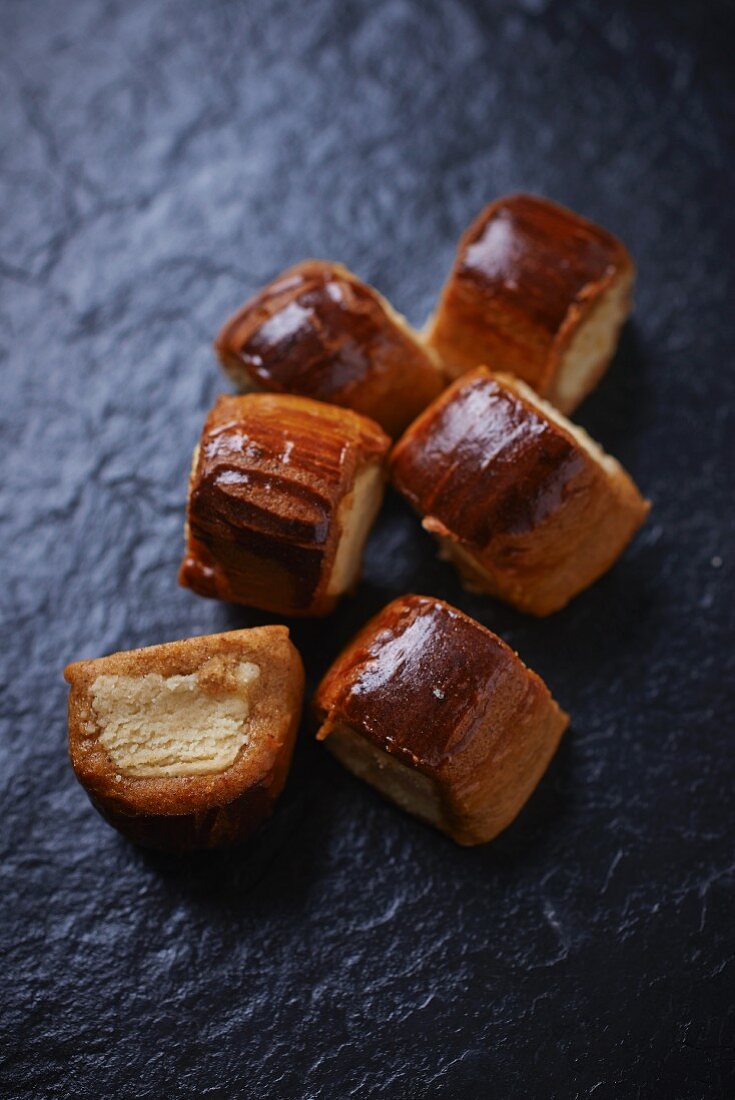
427, 194, 632, 389
315, 595, 548, 772
185, 394, 389, 608
215, 261, 443, 436
457, 194, 624, 335
390, 369, 586, 548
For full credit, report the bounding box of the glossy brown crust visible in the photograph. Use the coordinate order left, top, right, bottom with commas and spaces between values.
64, 627, 304, 852
314, 595, 568, 844
215, 261, 445, 437
178, 393, 391, 616
425, 193, 634, 402
390, 369, 649, 616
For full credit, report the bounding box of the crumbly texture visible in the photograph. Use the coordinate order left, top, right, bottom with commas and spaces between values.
90, 660, 260, 778
64, 627, 304, 847
324, 721, 444, 828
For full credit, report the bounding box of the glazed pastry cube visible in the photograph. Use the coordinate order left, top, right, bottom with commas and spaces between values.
179, 393, 391, 616
314, 595, 568, 845
390, 368, 649, 616
216, 261, 445, 437
64, 627, 304, 851
425, 194, 634, 413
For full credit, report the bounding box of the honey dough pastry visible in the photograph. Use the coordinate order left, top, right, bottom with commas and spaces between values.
179, 393, 391, 616
390, 368, 649, 616
216, 260, 445, 437
64, 627, 304, 851
424, 194, 634, 413
314, 595, 568, 845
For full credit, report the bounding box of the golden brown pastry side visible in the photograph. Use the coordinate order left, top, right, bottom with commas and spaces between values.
216, 260, 445, 437
314, 595, 568, 845
64, 626, 304, 851
425, 194, 634, 412
179, 393, 391, 616
390, 368, 649, 616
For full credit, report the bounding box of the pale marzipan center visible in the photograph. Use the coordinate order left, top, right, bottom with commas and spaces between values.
90, 662, 260, 778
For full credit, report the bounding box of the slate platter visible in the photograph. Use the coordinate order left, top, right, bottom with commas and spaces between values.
1, 0, 734, 1096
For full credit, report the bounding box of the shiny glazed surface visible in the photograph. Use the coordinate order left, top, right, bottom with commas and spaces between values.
179, 393, 390, 613
427, 193, 631, 389
5, 2, 731, 1092
391, 369, 586, 550
216, 260, 443, 436
315, 594, 555, 772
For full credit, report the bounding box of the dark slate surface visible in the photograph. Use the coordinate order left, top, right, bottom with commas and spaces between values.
1, 0, 733, 1096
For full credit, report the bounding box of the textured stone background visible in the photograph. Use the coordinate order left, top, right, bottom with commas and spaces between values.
1, 0, 733, 1096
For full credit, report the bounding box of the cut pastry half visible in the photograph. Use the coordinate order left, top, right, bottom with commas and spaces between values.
64, 626, 304, 851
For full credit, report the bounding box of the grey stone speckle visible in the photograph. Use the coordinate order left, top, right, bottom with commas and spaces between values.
1, 0, 734, 1097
